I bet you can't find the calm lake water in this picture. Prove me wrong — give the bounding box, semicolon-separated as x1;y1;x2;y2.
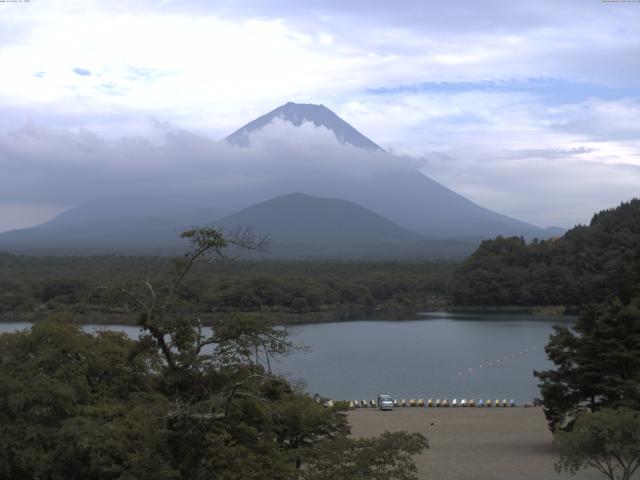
0;312;571;403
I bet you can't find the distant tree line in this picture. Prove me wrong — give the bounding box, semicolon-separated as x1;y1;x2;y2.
450;199;640;307
0;254;454;322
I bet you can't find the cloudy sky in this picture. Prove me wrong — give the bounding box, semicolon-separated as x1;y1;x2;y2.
1;0;639;232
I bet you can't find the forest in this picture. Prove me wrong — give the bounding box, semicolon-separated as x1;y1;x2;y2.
449;199;640;308
2;199;639;324
0;253;455;324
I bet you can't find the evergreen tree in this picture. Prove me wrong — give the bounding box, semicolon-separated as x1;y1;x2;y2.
535;297;640;431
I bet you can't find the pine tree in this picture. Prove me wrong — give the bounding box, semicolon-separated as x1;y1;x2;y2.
535;297;640;431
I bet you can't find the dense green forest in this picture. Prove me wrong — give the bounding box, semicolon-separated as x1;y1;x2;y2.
0;253;455;323
450;199;640;307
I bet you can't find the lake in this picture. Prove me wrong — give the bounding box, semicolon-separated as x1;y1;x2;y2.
0;312;571;404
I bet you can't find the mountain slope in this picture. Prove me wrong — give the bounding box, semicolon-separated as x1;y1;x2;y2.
226;102;383;151
225;102;558;238
300;169;555;238
216;192;419;247
216;193;478;259
0;197;226;254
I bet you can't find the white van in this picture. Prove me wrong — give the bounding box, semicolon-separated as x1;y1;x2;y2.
377;394;394;411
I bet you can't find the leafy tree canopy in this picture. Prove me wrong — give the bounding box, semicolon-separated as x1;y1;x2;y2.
555;408;640;480
302;431;429;480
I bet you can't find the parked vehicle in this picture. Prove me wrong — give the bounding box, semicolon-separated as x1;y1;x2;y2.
377;394;394;411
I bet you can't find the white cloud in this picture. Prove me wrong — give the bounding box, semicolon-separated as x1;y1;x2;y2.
2;0;639;131
0;118;418;231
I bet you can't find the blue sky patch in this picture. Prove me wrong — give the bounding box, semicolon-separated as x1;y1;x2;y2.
73;68;92;77
366;79;640;106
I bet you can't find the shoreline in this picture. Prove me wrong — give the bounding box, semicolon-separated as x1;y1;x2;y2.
0;307;426;327
0;304;576;327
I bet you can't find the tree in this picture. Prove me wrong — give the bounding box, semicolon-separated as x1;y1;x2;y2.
270;394;349;471
302;431;429;480
117;227;270;373
555;408;640;480
0;319;177;480
535;297;640;431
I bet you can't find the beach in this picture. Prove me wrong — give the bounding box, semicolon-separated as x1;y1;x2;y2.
348;407;619;480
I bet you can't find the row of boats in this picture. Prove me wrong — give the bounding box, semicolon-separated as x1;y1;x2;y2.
347;398;517;408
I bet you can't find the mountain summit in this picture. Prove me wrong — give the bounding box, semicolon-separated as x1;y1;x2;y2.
226;102;384;151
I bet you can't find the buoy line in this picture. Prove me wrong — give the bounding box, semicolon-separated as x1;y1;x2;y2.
456;345;537;376
317;346;542;410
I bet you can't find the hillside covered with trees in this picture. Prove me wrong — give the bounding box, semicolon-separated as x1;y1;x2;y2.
450;199;640;307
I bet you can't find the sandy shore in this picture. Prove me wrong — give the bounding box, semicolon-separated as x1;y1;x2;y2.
348;407;624;480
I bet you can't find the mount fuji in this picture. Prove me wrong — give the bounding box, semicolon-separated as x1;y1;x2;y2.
0;102;563;257
226;102;383;152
